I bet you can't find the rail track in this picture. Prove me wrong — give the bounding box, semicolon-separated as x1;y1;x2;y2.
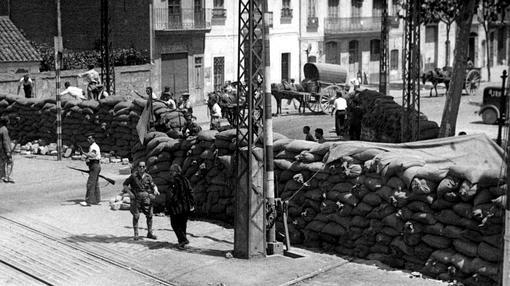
0;215;176;286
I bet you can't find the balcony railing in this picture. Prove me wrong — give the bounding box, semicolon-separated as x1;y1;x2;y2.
154;8;211;31
325;16;398;34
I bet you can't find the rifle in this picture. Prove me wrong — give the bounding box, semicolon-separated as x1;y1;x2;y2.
8;135;24;157
67;166;116;185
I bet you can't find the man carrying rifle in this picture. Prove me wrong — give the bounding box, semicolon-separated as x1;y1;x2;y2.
80;133;101;206
0;116;14;183
123;161;160;240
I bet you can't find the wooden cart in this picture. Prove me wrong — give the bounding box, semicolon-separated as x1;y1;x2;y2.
302;63;349;114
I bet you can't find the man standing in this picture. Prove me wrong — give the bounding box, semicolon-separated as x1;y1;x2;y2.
331;93;347;136
60;82;86;101
123;161;160;240
0;116;14;183
160;87;176;109
79;65;101;100
166;164;194;249
17;74;34;98
81;134;101;206
178;93;193;115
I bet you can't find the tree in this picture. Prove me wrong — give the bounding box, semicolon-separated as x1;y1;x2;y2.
477;0;510;81
420;0;462;67
438;0;478;137
478;0;498;81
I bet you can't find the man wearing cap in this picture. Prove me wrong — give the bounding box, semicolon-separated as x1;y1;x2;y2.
81;133;101;206
123;161;160;240
178;93;193;115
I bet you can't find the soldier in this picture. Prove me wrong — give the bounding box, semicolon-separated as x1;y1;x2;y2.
123;161;160;240
166;164;194;249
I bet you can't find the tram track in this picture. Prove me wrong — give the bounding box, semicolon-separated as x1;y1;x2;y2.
0;215;176;286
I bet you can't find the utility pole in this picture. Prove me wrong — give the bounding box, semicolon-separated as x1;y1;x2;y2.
234;0;266;259
55;0;63;161
262;0;281;256
379;0;389;95
401;0;421;142
100;0;115;95
497;70;507;146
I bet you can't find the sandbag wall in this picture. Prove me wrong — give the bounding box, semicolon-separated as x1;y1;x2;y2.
273;139;504;286
0;94;186;159
354;89;440;142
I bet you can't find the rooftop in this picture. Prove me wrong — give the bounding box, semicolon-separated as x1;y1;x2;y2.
0;16;41;63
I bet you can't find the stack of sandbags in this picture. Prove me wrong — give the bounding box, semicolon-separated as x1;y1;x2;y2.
356;89;439;143
0;94;190;160
273;141;504;286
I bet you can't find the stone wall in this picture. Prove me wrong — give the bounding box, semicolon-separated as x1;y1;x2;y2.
0;64;155;99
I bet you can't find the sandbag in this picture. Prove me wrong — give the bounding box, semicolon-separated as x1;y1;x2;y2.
285;140;319;153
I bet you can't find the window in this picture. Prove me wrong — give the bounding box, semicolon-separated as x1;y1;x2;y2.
308;0;316;17
194;0;202;12
328;0;339;17
213;0;224;8
212;0;226;25
213;57;225;91
307;0;318;31
351;0;362;18
194;57;203;89
373;0;383;17
168;0;181;15
281;0;292;22
370;39;380;61
349;40;359;64
390;49;398;70
425;25;437;43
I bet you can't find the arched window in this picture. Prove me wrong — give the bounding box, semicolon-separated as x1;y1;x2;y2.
349;40;359;64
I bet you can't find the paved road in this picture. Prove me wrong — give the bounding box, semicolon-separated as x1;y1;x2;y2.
273;82;499;141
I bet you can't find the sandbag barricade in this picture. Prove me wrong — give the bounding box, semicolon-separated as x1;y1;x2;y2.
354;90;439;143
274;134;505;286
0;94;187;159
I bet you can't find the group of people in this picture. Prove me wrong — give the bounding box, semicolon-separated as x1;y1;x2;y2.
80;133;194;249
303;126;325;143
17;65;107;101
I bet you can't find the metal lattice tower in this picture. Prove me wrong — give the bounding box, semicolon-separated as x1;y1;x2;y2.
379;0;389;95
401;0;420;142
100;0;115;95
234;0;266;258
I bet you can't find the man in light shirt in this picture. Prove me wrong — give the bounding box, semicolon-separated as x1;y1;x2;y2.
17;74;34;98
80;133;101;206
331;93;347;136
209;97;222;130
79;64;101;100
60;82;86;101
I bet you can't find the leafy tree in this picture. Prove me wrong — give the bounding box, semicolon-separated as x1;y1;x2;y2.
420;0;462;67
438;0;478;137
477;0;510;81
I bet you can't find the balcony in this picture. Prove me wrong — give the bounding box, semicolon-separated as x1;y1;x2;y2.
324;16;399;35
154;8;211;32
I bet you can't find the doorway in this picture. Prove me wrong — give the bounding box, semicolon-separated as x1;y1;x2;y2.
162;53;188;95
281;53;290;82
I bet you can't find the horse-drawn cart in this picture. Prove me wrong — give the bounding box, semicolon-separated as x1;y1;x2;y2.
271;63;349;114
422;66;482;96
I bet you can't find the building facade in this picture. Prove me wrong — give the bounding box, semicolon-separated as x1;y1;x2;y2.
151;0;211;103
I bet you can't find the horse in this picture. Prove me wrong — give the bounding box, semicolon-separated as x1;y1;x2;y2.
421;68;451;97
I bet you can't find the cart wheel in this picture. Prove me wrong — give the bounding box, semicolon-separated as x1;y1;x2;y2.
481;108;498;125
306;93;325;113
465;69;481;95
322;85;342;114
